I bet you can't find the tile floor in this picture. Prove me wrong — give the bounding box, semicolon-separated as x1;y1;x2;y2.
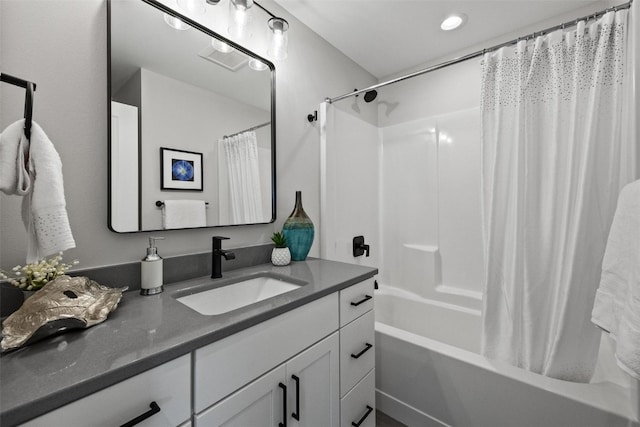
376;410;407;427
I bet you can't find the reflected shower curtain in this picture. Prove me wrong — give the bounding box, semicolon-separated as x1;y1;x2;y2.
481;10;635;382
221;131;263;224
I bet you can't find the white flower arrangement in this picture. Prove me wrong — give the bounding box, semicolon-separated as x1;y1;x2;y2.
0;252;79;291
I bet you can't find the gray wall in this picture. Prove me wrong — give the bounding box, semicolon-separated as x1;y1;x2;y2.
0;0;377;272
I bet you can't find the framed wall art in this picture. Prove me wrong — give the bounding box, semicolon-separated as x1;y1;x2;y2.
160;147;203;191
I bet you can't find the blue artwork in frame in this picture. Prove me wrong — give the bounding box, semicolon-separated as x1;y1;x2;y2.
160;147;203;191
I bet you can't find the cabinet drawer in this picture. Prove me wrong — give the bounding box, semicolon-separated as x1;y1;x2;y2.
22;355;191;427
194;293;339;412
340;369;375;427
340;309;375;397
340;278;374;327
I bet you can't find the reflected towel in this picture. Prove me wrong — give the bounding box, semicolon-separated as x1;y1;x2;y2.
592;179;640;379
162;200;207;229
0;119;75;262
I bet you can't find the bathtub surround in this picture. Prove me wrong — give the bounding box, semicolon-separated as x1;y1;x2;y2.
480;9;636;382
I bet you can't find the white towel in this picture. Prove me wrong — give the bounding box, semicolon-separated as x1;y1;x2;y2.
162;200;207;229
592;179;640;379
0;119;76;262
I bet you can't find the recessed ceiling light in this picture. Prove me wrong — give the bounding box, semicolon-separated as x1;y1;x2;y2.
441;14;467;31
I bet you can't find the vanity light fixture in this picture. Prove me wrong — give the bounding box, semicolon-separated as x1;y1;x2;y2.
440;13;467;31
268;17;289;60
208;0;290;61
228;0;254;39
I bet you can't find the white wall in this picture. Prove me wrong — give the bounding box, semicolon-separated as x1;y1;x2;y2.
0;0;376;269
320;104;379;271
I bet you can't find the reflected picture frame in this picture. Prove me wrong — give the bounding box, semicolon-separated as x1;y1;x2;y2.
160;147;203;191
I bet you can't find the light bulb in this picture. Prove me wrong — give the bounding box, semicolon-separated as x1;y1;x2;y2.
248;59;268;71
177;0;205;15
164;13;190;30
211;38;235;53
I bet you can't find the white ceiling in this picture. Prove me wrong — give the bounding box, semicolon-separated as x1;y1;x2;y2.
274;0;604;79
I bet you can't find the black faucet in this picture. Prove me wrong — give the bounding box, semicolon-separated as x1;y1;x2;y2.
212;236;236;279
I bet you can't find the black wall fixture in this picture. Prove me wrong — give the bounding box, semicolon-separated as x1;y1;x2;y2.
307;110;317;122
353;236;370;257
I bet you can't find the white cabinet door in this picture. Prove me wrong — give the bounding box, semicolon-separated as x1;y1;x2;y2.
196;364;287;427
286;332;340;427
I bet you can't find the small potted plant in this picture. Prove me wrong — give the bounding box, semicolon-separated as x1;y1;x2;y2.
271;232;291;266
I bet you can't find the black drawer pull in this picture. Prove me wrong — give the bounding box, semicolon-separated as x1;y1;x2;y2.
278;382;287;427
351;405;374;427
292;374;300;421
351;343;373;359
350;295;372;307
120;401;161;427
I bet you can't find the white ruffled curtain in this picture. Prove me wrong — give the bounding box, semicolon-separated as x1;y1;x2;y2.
481;10;636;382
221;131;264;224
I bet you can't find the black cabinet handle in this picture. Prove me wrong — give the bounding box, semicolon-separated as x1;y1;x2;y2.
120;401;161;427
350;295;372;307
351;342;373;359
351;405;374;427
291;374;300;421
278;382;287;427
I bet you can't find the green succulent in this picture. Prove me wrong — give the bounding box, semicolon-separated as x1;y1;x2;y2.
271;232;287;248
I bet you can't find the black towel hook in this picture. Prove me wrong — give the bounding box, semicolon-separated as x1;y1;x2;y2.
24;82;34;140
0;72;37;139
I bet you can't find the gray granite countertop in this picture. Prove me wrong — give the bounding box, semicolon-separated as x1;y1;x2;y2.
0;258;377;426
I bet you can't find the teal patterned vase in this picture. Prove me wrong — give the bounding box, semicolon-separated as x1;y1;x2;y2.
282;191;314;261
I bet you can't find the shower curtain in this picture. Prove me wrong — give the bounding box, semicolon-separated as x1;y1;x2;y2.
480;10;635;382
221;131;264;224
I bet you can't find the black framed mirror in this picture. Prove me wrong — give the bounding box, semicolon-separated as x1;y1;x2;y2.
108;0;275;232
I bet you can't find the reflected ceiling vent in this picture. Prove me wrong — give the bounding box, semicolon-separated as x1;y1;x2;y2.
198;45;248;71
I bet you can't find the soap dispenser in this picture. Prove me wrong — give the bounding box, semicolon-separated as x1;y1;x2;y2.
141;236;165;295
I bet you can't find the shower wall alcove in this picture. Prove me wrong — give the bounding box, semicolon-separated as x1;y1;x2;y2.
320;58;484;310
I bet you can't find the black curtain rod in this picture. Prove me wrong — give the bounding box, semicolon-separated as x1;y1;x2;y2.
223;121;271;139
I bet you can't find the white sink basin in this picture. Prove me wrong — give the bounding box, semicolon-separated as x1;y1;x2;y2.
176;276;302;315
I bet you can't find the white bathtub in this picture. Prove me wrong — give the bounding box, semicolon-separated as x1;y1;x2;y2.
375;286;640;427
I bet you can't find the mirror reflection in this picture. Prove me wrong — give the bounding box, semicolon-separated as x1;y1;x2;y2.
109;0;275;232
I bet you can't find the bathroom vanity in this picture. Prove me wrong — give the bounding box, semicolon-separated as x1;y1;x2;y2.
0;259;376;427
